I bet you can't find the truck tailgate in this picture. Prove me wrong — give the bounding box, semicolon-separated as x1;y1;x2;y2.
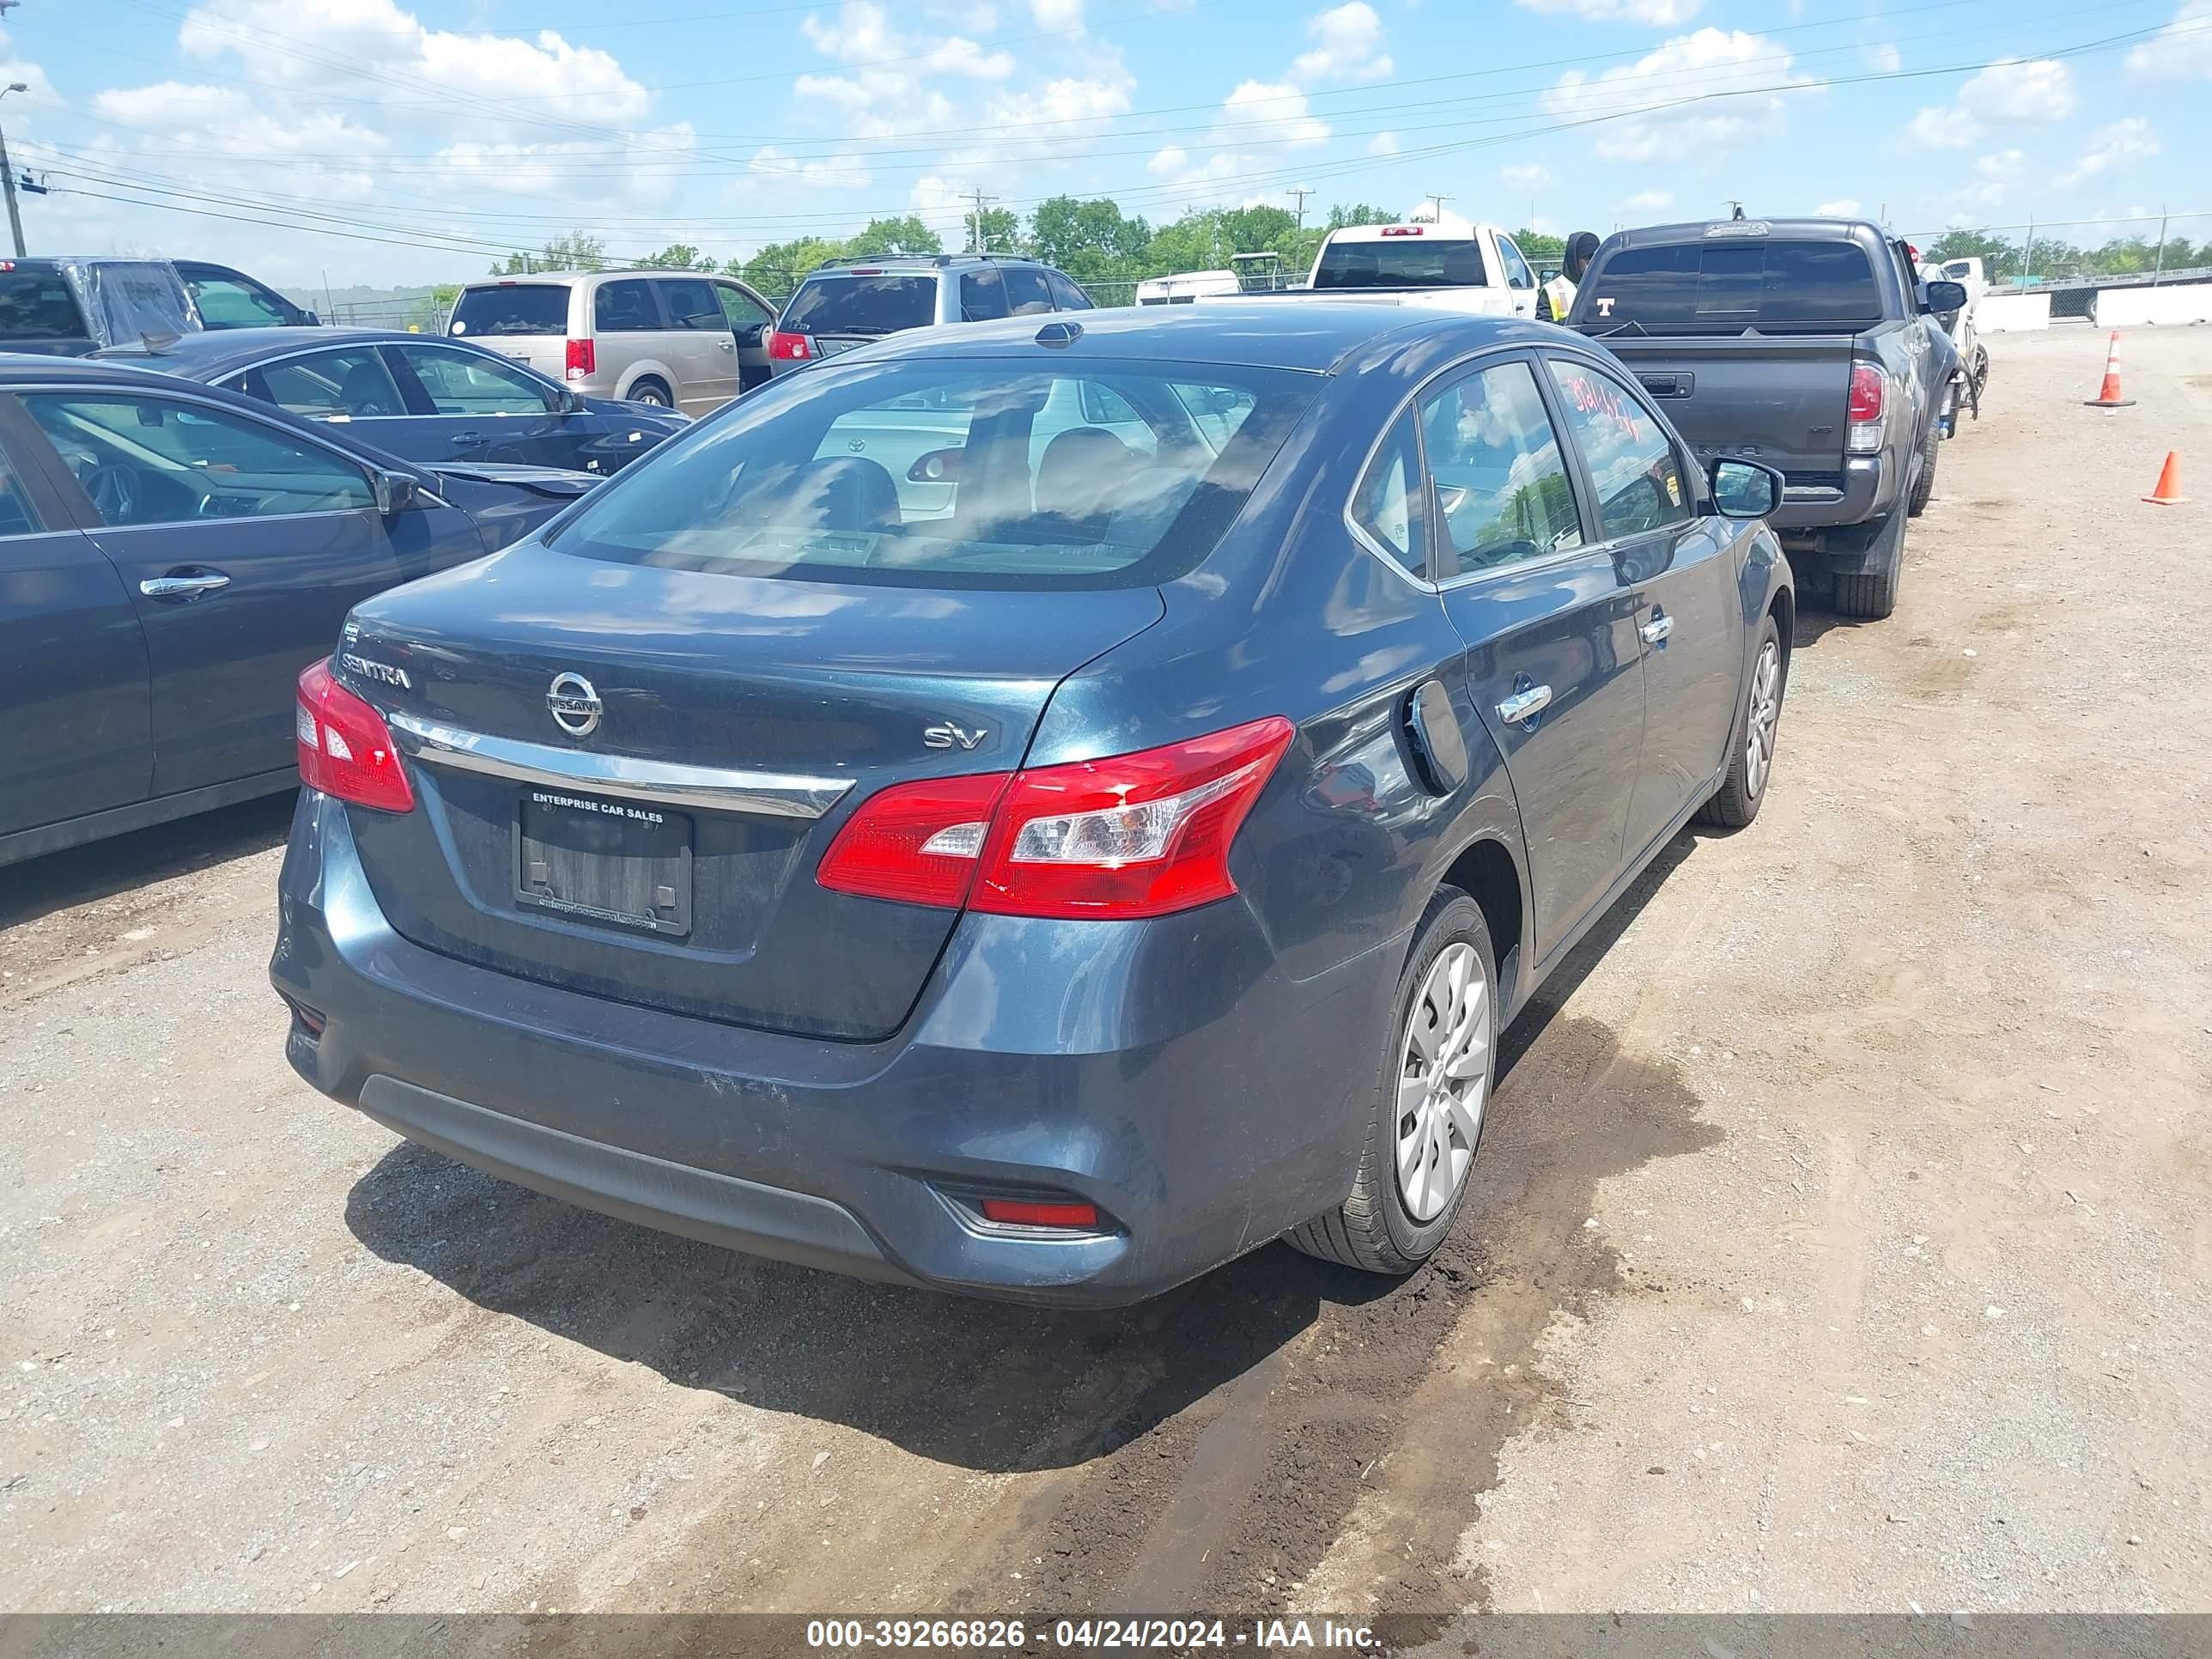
1595;333;1855;489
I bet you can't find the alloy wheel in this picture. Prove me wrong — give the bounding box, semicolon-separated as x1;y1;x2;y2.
1395;942;1490;1223
1745;638;1782;799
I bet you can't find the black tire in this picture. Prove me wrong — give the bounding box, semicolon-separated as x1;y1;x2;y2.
1697;615;1786;830
627;378;673;408
1285;889;1498;1276
1907;418;1939;516
1832;509;1905;621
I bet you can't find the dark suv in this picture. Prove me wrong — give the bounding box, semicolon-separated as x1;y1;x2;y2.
767;253;1095;376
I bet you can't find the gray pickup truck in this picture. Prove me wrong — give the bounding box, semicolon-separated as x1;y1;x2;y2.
1566;219;1963;619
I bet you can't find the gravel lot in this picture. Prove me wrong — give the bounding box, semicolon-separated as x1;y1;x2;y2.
3;322;2209;1619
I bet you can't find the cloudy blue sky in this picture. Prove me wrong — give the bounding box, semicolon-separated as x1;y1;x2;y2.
3;0;2206;287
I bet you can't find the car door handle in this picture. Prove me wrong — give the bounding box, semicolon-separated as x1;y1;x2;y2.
1496;683;1553;725
1640;611;1674;646
140;570;230;601
717;338;735;350
450;430;489;449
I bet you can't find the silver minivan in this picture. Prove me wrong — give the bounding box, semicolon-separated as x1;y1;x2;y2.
446;270;777;416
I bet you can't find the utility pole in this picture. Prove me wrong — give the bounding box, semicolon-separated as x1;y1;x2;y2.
1421;192;1454;224
2024;213;2035;287
0;3;25;262
966;188;999;253
2153;205;2168;286
1285;185;1311;228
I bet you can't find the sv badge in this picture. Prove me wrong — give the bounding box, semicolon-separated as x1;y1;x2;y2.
923;721;988;751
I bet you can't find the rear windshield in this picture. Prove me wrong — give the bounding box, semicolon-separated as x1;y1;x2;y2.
449;284;569;337
0;270;85;339
780;275;936;335
1578;239;1884;331
549;358;1319;591
1313;237;1486;289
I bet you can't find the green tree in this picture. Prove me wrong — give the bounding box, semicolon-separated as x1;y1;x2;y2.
418;282;462;331
733;236;848;298
635;243;717;270
1322;204;1394;230
846;215;942;258
489;230;607;275
1514;228;1565;264
1029;195;1150;283
973;206;1023;252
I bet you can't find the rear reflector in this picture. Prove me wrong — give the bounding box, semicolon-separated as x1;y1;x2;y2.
296;659;414;813
768;330;812;362
815;716;1295;920
980;1198;1101;1229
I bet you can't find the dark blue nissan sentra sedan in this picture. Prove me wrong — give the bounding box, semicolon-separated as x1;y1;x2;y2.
270;303;1792;1305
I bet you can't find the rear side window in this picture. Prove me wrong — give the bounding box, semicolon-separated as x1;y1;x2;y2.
450;283;569;337
1047;270;1093;311
1497;237;1536;291
960;267;1007;321
263;346;408;419
1349;411;1429;578
715;284;771;328
594;279;662;333
1581;239;1882;330
550;359;1321;591
1314;237;1486;289
1419;362;1582;574
781;276;937;335
0;271;85;339
0;452;42;536
1002;266;1054;316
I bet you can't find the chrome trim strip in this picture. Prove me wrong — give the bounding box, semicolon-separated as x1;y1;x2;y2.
387;714;852;819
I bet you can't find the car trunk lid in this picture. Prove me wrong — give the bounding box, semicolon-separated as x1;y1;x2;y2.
332;544;1164;1041
1593;332;1856;488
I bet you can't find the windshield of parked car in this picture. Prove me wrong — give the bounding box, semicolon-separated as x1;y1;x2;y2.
549;358;1318;590
449;284;569;337
0;270;85;339
1579;239;1883;331
1312;237;1486;289
780;275;936;335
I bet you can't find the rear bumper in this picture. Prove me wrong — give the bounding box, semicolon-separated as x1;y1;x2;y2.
270;793;1394;1306
1771;454;1888;537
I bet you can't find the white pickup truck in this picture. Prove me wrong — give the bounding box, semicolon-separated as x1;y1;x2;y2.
1200;210;1543;317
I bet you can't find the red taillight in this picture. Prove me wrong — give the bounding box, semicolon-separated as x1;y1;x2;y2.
980;1198;1100;1229
1847;362;1884;423
814;771;1010;908
815;716;1295;921
564;337;595;380
768;330;812;362
295;659;414;813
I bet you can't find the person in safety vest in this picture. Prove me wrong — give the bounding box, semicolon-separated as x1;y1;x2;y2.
1539;231;1601;323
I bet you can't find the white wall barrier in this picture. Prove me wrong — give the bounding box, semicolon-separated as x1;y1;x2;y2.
2093;285;2212;327
1978;292;2051;333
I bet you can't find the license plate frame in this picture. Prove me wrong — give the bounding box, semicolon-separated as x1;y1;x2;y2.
513;788;693;938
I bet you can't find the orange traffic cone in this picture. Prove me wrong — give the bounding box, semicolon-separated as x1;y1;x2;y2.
2142;451;2188;505
2087;331;2135;408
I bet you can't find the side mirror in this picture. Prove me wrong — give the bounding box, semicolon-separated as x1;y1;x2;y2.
906;447;963;483
371;468;418;516
1923;279;1967;315
558;387;585;414
1708;457;1782;520
738;323;767;347
304;310;320;326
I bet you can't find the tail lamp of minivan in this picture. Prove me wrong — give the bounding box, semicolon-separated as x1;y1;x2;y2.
768;330;813;363
1846;363;1887;455
565;337;596;381
296;659;415;813
816;716;1296;920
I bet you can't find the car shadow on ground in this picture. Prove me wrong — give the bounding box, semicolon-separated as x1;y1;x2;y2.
345;828;1717;1478
0;791;296;935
